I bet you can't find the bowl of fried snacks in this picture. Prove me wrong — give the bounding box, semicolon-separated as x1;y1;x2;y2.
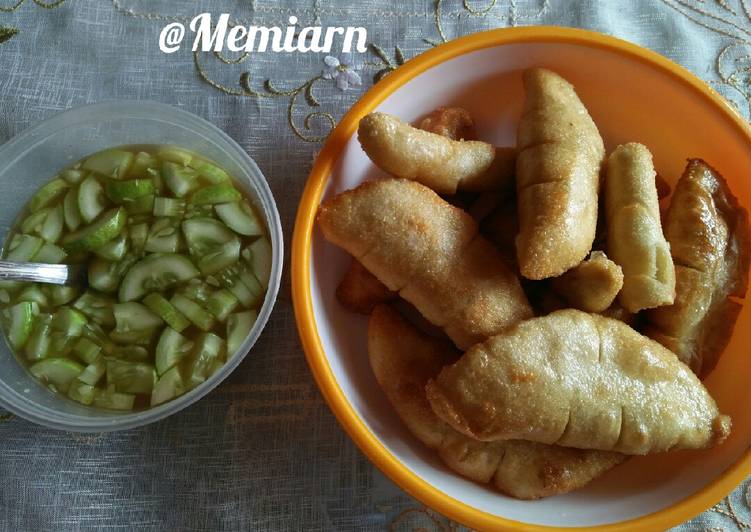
292;26;751;530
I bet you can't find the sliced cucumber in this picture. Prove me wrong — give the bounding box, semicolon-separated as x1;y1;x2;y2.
29;358;83;393
48;285;78;307
143;293;189;332
67;380;96;405
51;307;87;337
4;301;35;350
193;160;230;184
28;179;68;213
206;289;239;322
88;257;120;293
237;268;264;308
153;197;185;218
216;201;264;237
128;151;156;177
83;149;134;178
17;285;49;307
105;178;155;203
197;240;241;275
61;169;85;185
127;222;148;254
158;146;194;166
39;204;64;243
112;344;153;362
6;234;44;261
163;161;199;198
113;302;163;332
93;233;127;261
188;332;224;386
182;217;237;256
63;187;82;231
77;360;105;386
49;331;75;358
180;279;212;304
124;194;155;216
73;291;115;327
155;327;189;375
109;328;157;346
77;175;108;223
118;253;199;302
170;294;215;331
106;359;155;394
189;184;241;205
111;345;150;362
227;310;257;357
145;219;181;253
25;314;53;360
92;389;135;410
21;208;51;234
146;167;164;194
33;243;67;264
151;366;185;406
72;337;102;365
62;207;126;252
245;237;272;289
185;204;214;219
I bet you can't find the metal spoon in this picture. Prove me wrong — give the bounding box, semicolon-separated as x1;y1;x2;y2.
0;260;87;286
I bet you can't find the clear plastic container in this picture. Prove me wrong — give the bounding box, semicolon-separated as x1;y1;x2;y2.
0;101;283;431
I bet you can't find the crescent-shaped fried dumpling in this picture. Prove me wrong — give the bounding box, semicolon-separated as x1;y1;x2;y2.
515;68;605;280
645;159;750;377
550;251;623;313
318;179;532;349
605;143;676;312
368;305;624;499
426;309;731;455
358;112;515;195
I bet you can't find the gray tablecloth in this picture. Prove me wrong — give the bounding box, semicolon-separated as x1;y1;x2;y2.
1;1;750;530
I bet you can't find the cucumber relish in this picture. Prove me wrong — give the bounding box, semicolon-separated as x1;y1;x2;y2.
0;146;271;410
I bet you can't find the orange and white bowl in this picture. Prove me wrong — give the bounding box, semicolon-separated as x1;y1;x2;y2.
292;27;751;531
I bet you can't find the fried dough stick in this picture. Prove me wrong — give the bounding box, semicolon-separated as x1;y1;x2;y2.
368;305;624;500
605;143;676;312
550;251;623;313
358;112;515;195
318;179;533;349
516;68;605;280
426;309;731;455
645;159;750;377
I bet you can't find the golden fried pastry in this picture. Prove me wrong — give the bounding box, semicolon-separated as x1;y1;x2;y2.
605;143;676;312
318;179;533;349
426;309;731;455
598;302;639;328
336;259;396;314
551;251;623;312
368;305;624;499
418;106;476;140
515;68;605;280
645;159;750;377
358;112;515;195
480;196;519;266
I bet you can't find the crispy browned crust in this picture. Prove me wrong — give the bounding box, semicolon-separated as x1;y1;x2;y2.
318;178;532;349
515;68;605;280
426;309;731;455
645;159;750;377
358;112;515;195
418;106;477;141
551;251;623;313
368;305;624;500
336;259;396;314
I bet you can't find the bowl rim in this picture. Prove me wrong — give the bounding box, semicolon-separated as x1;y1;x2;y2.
0;100;284;432
291;26;751;531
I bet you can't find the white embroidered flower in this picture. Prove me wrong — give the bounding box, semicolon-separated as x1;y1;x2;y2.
322;53;363;91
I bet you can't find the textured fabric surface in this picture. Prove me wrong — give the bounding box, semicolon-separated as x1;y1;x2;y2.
1;1;750;530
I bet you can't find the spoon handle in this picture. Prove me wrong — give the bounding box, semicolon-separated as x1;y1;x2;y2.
0;260;72;285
